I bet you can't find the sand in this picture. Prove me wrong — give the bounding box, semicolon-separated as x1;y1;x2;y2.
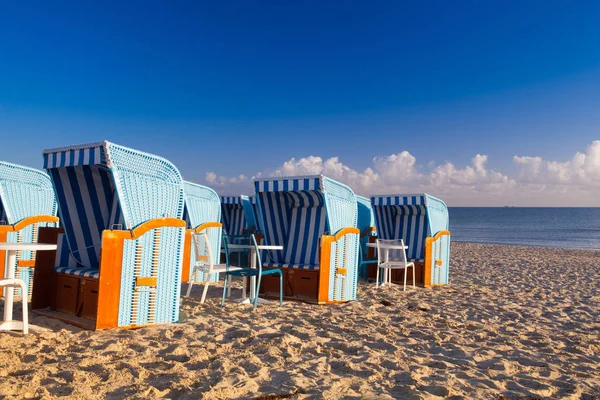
1;242;599;399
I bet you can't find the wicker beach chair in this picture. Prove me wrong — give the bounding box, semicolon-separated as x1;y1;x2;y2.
254;175;360;304
370;194;450;287
0;162;59;297
181;181;222;286
31;141;186;329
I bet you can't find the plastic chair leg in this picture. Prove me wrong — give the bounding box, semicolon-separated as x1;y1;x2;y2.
221;275;228;307
412;266;415;289
279;271;283;306
403;268;407;291
375;267;380;288
185;269;195;297
21;283;28;335
254;275;262;309
200;281;210;304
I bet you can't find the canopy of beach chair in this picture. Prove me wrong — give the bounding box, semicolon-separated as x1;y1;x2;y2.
0;162;59;292
220;195;261;234
371;194;450;286
43;141;186;327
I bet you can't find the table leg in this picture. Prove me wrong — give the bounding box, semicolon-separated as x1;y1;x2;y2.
4;250;15;322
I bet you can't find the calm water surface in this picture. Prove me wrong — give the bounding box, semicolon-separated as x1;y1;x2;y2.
449;208;600;250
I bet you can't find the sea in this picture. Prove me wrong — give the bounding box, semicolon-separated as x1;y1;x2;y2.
449;207;600;250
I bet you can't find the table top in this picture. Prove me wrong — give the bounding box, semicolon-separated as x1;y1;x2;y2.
0;243;58;251
227;244;283;251
367;242;408;250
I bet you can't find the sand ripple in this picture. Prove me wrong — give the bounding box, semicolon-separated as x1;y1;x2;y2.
1;243;599;399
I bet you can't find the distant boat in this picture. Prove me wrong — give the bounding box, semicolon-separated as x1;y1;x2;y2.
504;205;517;208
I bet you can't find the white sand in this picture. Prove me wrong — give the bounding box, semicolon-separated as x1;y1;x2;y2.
1;242;599;399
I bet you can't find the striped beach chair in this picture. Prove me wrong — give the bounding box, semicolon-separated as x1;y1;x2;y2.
181;181;222;285
371;194;450;287
220;195;262;235
0;162;59;297
31;141;186;329
254;175;360;304
356;195;377;279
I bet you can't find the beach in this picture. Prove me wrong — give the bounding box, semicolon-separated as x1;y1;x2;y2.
1;242;599;399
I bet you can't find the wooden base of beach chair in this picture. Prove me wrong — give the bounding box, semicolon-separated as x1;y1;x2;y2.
32;228;100;328
33;219;186;330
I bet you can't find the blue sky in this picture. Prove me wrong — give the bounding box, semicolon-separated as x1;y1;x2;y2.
1;1;599;204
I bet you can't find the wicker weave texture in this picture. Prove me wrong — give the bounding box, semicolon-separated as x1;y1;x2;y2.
328;232;359;301
183;181;221;282
0;162;58;296
0;162;57;224
107;143;184;228
118;226;184;327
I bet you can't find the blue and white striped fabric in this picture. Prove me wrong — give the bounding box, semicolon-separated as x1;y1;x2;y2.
255;176;329;270
48;165;124;269
220;196;246;235
43;143;105;169
53;233;98;277
54;267;100;279
251;201;262;231
371;195;429;262
254;176;322;193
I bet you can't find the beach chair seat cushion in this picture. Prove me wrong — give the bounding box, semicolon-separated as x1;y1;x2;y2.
264;262;319;270
54;266;100;279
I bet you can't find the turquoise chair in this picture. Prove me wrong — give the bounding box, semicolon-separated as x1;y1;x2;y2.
221;234;282;309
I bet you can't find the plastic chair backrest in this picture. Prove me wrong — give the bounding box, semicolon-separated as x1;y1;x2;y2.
376;239;407;264
192;231;216;274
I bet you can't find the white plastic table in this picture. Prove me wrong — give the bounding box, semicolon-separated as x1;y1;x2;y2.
226;244;283;304
367;242;408;287
0;243;57;332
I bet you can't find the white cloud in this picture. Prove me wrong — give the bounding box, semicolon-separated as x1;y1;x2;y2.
204;141;600;206
513;140;600;185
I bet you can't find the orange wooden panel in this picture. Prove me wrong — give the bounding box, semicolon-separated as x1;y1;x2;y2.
181;230;193;284
0;215;59;233
96;230;125;329
0;231;6;280
17;260;36;267
318;235;333;304
136;277;157;287
192;221;222;233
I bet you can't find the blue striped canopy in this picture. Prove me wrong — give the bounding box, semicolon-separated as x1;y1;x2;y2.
371;194;449;262
43;141;185;270
0;162;57;225
254;175;357;270
220;195;260;235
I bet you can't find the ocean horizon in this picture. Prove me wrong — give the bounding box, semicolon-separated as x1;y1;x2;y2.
448;207;600;250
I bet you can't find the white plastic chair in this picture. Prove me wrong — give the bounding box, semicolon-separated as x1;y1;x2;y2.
185;231;241;303
0;278;29;334
376;239;415;291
